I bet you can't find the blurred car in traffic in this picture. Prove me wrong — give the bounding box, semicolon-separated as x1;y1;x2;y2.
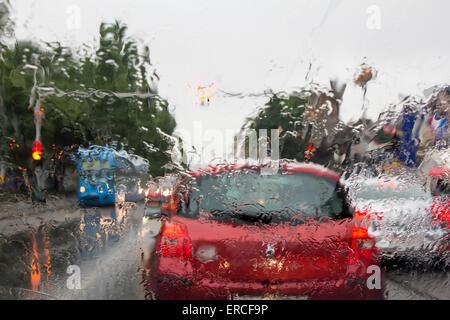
419;149;449;226
142;162;383;300
122;182;145;203
143;175;178;218
144;180;161;214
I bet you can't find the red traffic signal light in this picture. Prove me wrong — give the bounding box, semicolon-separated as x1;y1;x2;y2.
32;141;43;152
32;141;43;160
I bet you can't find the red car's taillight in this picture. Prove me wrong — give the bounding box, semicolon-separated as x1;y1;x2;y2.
157;221;192;259
351;208;380;258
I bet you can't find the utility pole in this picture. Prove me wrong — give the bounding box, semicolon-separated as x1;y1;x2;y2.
29;56;45;200
31;56;44;145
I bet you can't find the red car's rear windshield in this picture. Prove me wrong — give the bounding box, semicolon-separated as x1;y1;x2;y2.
180;169;352;224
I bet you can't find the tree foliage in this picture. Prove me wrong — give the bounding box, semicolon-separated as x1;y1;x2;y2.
0;20;177;178
243;92;314;161
243;84;345;165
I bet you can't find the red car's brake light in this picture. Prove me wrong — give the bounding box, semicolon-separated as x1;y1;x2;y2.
352;209;371;239
351;208;380;256
353;207;382;231
157;221;192;259
352;227;369;239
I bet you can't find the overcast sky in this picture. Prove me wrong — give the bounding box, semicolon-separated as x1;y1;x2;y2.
9;0;450;159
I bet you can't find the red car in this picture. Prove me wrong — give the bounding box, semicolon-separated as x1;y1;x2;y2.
142;162;383;300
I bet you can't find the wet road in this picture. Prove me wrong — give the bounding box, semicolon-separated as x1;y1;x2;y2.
0;201;448;300
0;201;147;300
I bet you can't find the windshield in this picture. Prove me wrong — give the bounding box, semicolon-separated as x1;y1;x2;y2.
80;159;112;171
79;160;113;184
183;169;350;224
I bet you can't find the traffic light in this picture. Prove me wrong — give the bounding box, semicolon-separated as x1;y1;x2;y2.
32;141;43;161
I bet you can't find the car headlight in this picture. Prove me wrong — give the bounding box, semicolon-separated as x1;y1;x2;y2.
80;186;86;193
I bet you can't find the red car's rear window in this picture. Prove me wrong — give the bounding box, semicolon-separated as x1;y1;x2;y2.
180;169;352;224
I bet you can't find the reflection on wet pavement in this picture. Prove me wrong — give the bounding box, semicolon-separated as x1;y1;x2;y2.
0;202;152;300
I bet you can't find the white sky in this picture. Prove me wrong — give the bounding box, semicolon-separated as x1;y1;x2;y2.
9;0;450;160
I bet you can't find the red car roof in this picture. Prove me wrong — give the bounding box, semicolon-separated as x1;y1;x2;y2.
428;165;449;178
187;161;341;182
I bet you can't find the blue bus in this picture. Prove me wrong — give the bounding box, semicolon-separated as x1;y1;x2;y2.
76;146;148;206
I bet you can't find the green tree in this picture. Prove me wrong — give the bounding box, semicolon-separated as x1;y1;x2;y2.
0;40;43;169
243;83;345;165
0;20;179;180
74;21;177;176
243;92;313;161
